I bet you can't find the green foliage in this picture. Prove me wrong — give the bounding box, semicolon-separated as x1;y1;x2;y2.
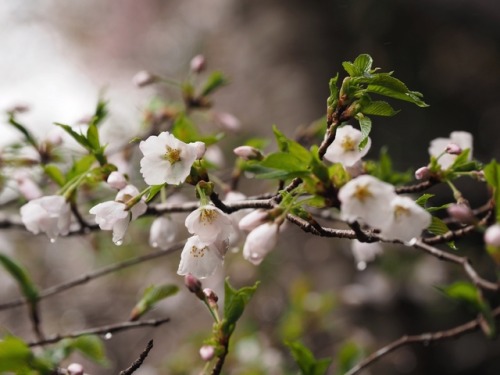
43;164;66;187
171;113;223;145
0;336;52;374
200;71;228;96
286;341;332;375
363;147;412;185
130;284;179;321
427;216;456;250
484;160;500;222
146;184;166;203
355;114;371;150
335;341;364;375
8;115;38;149
221;279;259;336
0;253;38;303
43;335;108;366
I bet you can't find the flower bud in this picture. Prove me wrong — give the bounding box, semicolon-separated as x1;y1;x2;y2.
15;172;42;201
107;171;128;190
190;55;206;73
415;166;431;180
233;146;263;161
243;222;280;265
213;112;241;132
485;224;500;247
199;345;215;361
67;363;84;375
133;70;157;88
203;288;219;303
7;103;30;114
185;274;203;294
445;143;462;155
193;141;206;159
447;203;475;224
238;209;269;232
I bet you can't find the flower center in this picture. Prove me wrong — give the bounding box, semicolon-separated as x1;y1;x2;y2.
199;208;218;225
164;146;181;165
352;184;372;202
191;245;208;258
341;135;356;152
393;205;411;220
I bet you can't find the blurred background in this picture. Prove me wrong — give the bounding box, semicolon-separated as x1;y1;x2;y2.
1;1;500;374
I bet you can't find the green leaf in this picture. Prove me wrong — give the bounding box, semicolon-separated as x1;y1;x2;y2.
260;152;309;173
91;98;109;127
353;54;373;76
146;184;165;203
286;341;332;375
0;254;38;302
62;335;108;365
65;154;96;182
130;284;179;321
355;115;371;150
8;116;38;149
361;100;398;117
336;341;364;375
222;279;259;336
43;164;66;187
86;123;101;152
55;123;91;150
327;74;339;106
428;216;449;236
439;281;480;307
363;73;428;107
0;336;33;372
484;160;500;222
415;194;434;207
200;71;228;96
272;125;312;164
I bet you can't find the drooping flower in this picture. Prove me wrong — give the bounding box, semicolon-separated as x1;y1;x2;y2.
149;216;180;249
324;125;371;167
139;132;200;186
20;195;71;241
185;205;233;244
338;175;395;228
379;196;432;241
89;185;147;245
177;235;224;279
243;222;280;265
428;131;473;170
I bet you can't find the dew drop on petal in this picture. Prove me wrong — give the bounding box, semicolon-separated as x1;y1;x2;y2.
104;332;113;340
356;261;367;271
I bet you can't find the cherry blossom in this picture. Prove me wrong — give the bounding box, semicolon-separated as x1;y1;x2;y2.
338;175;395;228
238;209;269;232
243;222;280;265
20;195;71;241
379;196;431;241
324;125;371;167
428;131;473;170
106;171;127;190
149;216;180;249
139;132;200;186
177;235;224;279
89;185;147;245
185;205;233;244
485;224;500;247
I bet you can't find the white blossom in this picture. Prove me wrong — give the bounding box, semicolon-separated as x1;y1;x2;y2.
185;205;233;244
177;235;223;279
243;222;280;265
107;171;127;190
20;195;71;241
139;132;199;186
485;224;500;247
379;196;432;241
429;131;473;170
15;172;42;200
324;125;371;167
89;185;147;245
238;209;269;232
149;216;180;249
338;175;395;228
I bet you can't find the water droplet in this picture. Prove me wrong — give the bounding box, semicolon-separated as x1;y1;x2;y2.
104;332;113;340
49;238;56;244
114;240;123;246
356;261;367;271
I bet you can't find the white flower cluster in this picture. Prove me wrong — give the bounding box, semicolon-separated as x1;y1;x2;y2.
339;175;431;242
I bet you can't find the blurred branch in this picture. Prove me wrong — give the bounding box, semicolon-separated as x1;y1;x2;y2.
345;306;500;375
0;242;184;311
28;318;169;347
120;339;154;375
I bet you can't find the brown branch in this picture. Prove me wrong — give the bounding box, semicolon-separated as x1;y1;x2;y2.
394;179;438;194
0;242;184;311
345;306;500;375
28;318;169;347
120;339;154;375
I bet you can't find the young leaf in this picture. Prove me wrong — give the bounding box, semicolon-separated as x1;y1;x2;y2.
222;279;259;336
44;164;66;187
483;160;500;222
0;253;38;302
355;114;371;150
415;193;435;207
364;73;428;107
60;335;108;365
336;341;364;375
0;336;33;372
327;74;339;107
353;54;373;76
130;284;179;321
259;152;309;173
361;100;398;117
146;184;166;203
286;340;332;375
8;116;39;149
200;71;228;96
55;123;91;151
272;125;312;164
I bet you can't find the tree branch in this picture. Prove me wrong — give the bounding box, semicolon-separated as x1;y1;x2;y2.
345;306;500;375
28;318;169;347
119;339;154;375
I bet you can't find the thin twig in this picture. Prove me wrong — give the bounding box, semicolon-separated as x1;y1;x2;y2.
0;242;184;311
28;318;169;347
120;339;154;375
394;179;438;194
345;306;500;375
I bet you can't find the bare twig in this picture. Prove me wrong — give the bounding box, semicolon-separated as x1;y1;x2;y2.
394;179;438;194
345;306;500;375
28;318;169;347
120;339;154;375
0;242;184;311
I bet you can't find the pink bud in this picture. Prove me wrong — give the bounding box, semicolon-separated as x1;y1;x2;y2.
107;171;128;190
233;146;263;161
239;209;269;232
7;103;30;114
213;112;241;132
184;274;202;294
199;345;215;361
193;141;206;159
445;143;462;155
485;224;500;247
190;55;206;73
447;204;475;224
415;166;431;180
203;288;219;303
133;70;157;88
67;363;84;375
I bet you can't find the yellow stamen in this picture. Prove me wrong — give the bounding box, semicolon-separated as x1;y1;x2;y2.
341;135;356;152
352;184;372;202
164;146;181;165
199;208;218;225
190;245;207;258
393;205;410;220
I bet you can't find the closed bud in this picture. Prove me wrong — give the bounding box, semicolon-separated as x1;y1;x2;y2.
193;141;207;159
67;363;84;375
445;143;462;155
239;209;269;232
415;166;431;180
184;274;203;297
233;146;263;161
447;203;475;224
485;224;500;247
199;345;215;361
190;55;206;73
107;171;128;190
213;112;241;132
203;288;219;305
133;70;158;88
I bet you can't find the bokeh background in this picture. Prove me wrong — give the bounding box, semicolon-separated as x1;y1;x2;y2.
1;1;500;374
